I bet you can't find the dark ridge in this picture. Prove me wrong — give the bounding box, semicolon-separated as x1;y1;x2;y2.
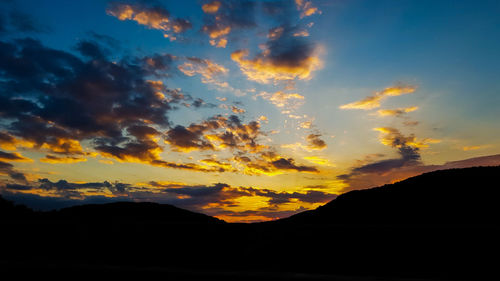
1;166;499;280
277;166;500;225
0;196;223;224
0;195;34;220
48;201;225;224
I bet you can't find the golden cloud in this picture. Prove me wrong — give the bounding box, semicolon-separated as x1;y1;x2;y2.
40;155;87;164
295;0;322;18
256;91;305;108
202;1;221;14
231;48;322;84
340;85;417;110
377;106;419;117
303;156;334;166
107;3;191;40
0;151;33;162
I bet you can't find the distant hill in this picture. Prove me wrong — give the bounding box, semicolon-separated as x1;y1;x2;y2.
1;166;499;280
49;201;225;224
279;166;500;224
0;195;34;220
0;198;223;224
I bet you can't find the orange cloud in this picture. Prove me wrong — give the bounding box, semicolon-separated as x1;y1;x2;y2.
282;134;327;152
0;151;33;162
202;1;221;14
178;57;228;83
40;155;87;164
107;3;191;40
340;85;417;110
374;127;440;149
41;138;85;155
462;145;489;151
0;132;36;151
231;48;322;84
231;105;245;114
303;156;334;166
377;106;419;117
203;25;230;48
256;91;305;108
295;0;322;18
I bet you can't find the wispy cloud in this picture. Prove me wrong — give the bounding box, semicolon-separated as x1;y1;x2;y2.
107;2;191;40
340;85;417;110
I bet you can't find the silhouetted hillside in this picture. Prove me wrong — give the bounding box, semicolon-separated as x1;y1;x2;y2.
0;195;34;220
279;166;500;225
1;166;499;280
48;201;224;224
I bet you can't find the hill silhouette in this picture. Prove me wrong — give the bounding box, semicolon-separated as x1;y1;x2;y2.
47;201;224;224
1;166;499;280
278;166;500;225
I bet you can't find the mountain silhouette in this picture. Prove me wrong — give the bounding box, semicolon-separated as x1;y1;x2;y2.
1;166;499;280
47;201;224;224
278;166;500;225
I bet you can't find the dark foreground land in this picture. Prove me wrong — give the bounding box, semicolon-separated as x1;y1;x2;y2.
1;166;499;280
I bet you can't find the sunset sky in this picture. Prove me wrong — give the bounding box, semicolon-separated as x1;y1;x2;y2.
1;0;499;222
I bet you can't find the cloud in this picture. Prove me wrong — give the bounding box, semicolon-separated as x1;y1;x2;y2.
201;0;256;48
231;105;245;114
231;25;322;84
271;157;318;172
0;161;27;183
306;134;327;150
1;178;336;222
230;150;320;176
338;154;500;192
0;37;222;173
462;145;489;151
202;1;221;14
340;85;417;110
374;127;441;149
165;125;215;152
106;2;192;40
295;0;322;18
0;8;49;34
0;132;35;151
338;127;443;190
0;150;32;162
376;106;419;117
282;133;327;152
255;91;305;109
303;156;334;166
165;115;265;154
40;155;87;164
178;57;229;85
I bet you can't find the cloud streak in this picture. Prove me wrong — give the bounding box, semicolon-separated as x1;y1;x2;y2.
340;85;417;110
107;2;191;40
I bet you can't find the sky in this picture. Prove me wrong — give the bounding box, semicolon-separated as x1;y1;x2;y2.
1;0;499;222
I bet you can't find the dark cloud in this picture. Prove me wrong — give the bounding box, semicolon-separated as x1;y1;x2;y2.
0;8;48;34
1;179;337;220
202;0;256;30
231;24;321;83
339;128;422;180
271;158;319;173
165;115;264;154
165;125;215;152
0;37;202;168
306;134;327;150
75;40;109;59
0;150;27;161
339;154;500;192
0;160;27;183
